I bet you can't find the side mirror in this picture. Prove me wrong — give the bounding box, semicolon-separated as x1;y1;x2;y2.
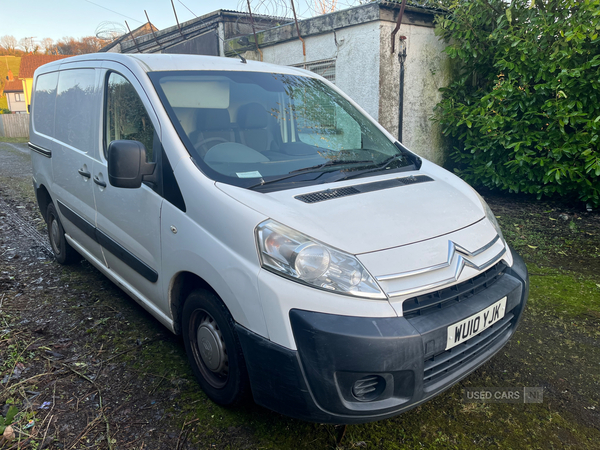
107;140;156;189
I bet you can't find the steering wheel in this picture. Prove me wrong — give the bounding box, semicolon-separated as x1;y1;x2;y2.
195;137;229;150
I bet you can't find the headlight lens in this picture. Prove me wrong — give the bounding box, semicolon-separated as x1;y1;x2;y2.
256;220;386;299
476;192;504;242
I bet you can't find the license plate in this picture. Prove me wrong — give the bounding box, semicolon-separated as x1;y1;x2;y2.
446;297;507;350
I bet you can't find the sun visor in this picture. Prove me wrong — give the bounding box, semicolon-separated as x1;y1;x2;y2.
160;79;230;109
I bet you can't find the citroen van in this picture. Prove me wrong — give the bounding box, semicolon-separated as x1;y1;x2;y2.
29;53;528;423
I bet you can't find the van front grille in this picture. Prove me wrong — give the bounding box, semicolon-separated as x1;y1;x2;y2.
423;313;514;388
403;262;507;319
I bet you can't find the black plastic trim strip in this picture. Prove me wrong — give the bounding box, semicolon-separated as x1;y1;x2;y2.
295;175;434;204
57;201;96;241
28;142;52;158
95;228;158;283
56;201;158;283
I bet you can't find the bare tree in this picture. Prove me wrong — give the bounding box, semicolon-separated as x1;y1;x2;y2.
0;35;17;54
41;37;57;55
18;37;35;53
80;36;103;53
56;36;103;55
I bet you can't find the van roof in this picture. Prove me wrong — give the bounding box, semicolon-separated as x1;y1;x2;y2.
37;53;314;78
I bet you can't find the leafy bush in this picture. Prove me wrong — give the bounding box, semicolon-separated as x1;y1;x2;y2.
434;0;600;207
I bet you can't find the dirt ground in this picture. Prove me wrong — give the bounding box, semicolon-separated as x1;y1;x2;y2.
1;141;599;449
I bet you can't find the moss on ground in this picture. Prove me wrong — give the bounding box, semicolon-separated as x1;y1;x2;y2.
0;137;28;144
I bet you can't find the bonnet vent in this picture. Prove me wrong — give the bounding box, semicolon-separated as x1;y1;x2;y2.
295;175;434;204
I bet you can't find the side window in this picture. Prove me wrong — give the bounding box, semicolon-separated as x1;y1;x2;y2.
105;72;156;162
55;69;96;152
33;72;59;137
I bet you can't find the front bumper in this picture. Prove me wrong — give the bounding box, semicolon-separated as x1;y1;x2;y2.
236;249;529;424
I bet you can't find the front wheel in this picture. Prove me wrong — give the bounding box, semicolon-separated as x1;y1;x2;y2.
46;203;78;264
182;289;250;406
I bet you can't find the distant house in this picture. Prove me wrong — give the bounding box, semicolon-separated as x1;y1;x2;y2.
4;69;26;113
19;54;72;112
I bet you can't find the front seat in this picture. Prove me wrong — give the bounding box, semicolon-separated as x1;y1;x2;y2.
237;103;274;153
191;108;236;157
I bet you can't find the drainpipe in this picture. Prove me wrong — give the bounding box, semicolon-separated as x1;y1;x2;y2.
397;36;407;143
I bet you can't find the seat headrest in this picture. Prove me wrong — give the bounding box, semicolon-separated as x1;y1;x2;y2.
195;108;231;130
173;107;196;135
238;103;269;129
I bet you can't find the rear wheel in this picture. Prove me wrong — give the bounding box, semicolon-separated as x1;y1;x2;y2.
182;289;250;405
46;203;78;264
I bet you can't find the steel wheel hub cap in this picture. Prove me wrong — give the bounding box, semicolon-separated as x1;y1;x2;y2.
196;317;226;373
50;219;61;254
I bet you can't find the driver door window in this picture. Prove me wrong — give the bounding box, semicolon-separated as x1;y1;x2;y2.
105;72;157;162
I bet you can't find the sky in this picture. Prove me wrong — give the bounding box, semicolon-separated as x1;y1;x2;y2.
1;0;330;44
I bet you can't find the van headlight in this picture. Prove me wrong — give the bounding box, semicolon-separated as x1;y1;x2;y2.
256;220;386;299
476;192;505;242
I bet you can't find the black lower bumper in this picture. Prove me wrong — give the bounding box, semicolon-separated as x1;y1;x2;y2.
236;250;529;424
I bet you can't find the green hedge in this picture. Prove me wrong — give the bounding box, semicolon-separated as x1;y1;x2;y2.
434;0;600;207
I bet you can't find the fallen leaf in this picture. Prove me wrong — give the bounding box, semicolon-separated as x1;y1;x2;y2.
3;426;14;442
527;245;538;249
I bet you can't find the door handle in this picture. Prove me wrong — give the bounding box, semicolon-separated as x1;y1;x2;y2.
93;176;107;188
78;168;91;178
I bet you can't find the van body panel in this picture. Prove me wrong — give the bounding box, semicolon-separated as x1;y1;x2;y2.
164;157;270;337
257;269;399;350
215;171;485;255
41;65;105;264
92;62;165;314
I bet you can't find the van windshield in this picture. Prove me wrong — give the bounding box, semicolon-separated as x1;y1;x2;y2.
149;70;416;191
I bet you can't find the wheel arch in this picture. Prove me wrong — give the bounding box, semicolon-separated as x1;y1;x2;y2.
35;183;53;222
169;271;221;335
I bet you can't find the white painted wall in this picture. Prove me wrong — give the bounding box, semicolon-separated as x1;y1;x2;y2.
257;21;381;121
6;92;27;113
379;22;451;165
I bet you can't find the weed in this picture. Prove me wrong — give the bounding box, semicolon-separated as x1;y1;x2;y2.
0;405;18;434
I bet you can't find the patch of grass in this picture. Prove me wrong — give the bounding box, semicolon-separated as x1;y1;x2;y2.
528;266;600;320
0;137;28;144
0;174;36;206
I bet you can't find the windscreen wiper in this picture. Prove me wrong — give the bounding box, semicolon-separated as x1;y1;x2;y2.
248;159;373;190
330;154;414;182
289;159;373;174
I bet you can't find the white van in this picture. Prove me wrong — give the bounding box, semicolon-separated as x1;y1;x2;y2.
29;53;528;423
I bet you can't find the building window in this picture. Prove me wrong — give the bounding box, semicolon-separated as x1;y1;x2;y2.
291;59;337;132
293;59;336;84
15;93;24;102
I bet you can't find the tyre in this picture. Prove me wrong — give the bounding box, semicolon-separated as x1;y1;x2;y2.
46;203;78;264
182;289;250;406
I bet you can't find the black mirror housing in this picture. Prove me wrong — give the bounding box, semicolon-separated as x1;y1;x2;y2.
107;140;156;189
